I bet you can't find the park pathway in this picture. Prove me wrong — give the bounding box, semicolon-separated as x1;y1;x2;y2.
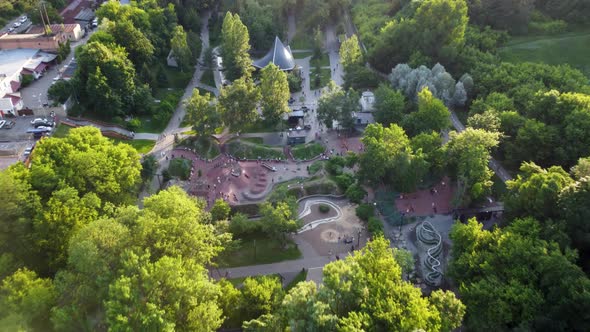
287;9;296;43
138;10;212;202
325;24;344;86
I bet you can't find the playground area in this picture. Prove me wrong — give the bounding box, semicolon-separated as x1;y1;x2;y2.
296;197;367;256
375;178;454;227
168;148;313;206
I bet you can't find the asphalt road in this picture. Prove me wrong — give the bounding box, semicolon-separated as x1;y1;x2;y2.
21;29;95;110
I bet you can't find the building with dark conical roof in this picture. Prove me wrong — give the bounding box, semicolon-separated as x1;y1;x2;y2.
253;36;296;71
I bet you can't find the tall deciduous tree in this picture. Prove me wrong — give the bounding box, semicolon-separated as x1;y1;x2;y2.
109;19;155;67
317;83;359;132
186;89;220;137
359;123;429;191
260;64;290;124
30;127;141;204
445;128;500;206
221;12;253;81
259;198;300;245
105;252;224;331
404;87;451;135
86;66;122;116
170;25;193;71
373;84;406;127
340;34;363;70
505;162;573;221
217;77;260;131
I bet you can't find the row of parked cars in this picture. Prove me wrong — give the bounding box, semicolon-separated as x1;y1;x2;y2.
31;118;54;130
7;16;27;33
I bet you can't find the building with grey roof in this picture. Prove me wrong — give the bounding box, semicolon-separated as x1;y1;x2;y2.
253;36;296;71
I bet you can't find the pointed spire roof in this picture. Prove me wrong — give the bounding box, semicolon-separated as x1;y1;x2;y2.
253;36;295;71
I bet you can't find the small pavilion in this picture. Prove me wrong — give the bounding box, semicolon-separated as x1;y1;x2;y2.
253;36;296;71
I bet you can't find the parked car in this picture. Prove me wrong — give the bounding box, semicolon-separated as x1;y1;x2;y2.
8;27;14;33
13;22;21;28
0;120;5;129
288;97;295;104
31;118;49;124
304;124;311;130
36;126;52;131
19;16;27;23
3;121;15;129
34;122;53;128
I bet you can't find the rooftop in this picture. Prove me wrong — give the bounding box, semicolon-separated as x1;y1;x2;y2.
74;8;95;22
0;49;57;82
26;24;81;34
253;36;296;71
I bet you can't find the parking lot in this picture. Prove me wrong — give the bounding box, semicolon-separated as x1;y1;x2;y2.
0;116;52;141
0;15;31;35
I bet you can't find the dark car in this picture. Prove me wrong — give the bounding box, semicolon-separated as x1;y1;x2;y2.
34;122;53;128
304;124;311;130
301;106;310;112
288;97;295;104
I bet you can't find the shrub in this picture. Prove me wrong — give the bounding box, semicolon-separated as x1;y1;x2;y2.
168;158;192;180
346;183;367;203
287;71;302;92
319;204;330;213
334;173;355;191
356;203;375;221
229;213;262;237
126;118;141;132
48;80;71;103
326;156;346;175
368;217;384;236
21;74;34;87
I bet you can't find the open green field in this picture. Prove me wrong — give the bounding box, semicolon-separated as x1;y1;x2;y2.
114;139;156;154
499;29;590;78
291;142;325;160
217;235;301;267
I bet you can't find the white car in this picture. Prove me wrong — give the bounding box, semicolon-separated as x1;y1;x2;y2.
8;27;14;33
20;16;27;23
30;118;49;124
13;22;21;28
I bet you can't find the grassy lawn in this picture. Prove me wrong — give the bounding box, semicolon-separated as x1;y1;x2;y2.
291;142;325;160
241;119;286;133
499;29;590;77
177;136;220;159
285;269;308;291
52;124;72;138
227;139;285;159
110;139;156;154
310;68;332;89
162;66;192;89
217;235;302;267
290;32;313;50
241;137;264;144
293;51;313;59
201;69;216;87
311;53;330;67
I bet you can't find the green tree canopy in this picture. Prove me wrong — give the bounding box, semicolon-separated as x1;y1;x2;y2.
449;218;590;331
373;84;406;127
404;87;451;135
221;12;253;81
217;77;261;131
359;123;429;192
444;128;500;206
340;34;363;70
30;127;141;204
186;89;220;137
260;64;290;124
170;25;193;71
